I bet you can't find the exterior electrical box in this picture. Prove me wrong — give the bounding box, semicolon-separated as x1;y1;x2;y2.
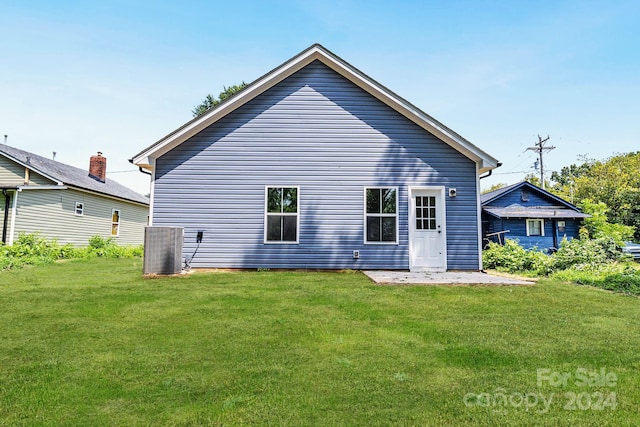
143;226;184;275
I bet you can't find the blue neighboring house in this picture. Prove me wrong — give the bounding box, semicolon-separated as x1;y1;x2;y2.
481;181;589;250
131;44;500;271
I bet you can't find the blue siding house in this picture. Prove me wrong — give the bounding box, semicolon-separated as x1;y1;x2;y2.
131;44;500;271
481;181;589;250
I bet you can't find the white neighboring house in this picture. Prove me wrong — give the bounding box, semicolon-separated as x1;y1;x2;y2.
1;143;149;246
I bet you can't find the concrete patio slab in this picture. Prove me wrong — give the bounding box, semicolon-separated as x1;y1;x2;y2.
363;270;535;286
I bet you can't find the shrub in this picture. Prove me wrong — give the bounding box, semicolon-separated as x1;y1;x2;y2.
483;236;639;295
552;236;623;271
0;233;142;271
83;235;143;258
482;239;551;274
483;236;625;276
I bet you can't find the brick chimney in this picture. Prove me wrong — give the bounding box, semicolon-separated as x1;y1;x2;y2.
89;152;107;182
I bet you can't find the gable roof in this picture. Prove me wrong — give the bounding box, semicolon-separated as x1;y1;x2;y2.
481;181;589;219
481;181;579;209
130;44;500;174
0;144;149;205
480;182;522;204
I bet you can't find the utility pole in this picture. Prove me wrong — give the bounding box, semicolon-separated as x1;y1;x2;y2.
526;135;555;189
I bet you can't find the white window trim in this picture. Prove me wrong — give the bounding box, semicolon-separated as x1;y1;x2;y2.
526;219;544;237
111;209;121;237
363;187;399;245
75;202;84;216
263;186;300;244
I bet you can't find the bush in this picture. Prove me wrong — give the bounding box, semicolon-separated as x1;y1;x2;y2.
482;239;551;274
0;233;79;270
484;236;639;295
552;236;623;271
82;235;143;258
0;233;142;271
483;237;625;275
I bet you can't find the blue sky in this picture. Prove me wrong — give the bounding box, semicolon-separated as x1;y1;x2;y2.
2;0;638;194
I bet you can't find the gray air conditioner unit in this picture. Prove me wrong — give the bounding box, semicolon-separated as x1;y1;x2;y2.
143;226;184;275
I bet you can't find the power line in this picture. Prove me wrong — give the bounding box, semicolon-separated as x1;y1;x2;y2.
108;170;138;173
525;135;555;189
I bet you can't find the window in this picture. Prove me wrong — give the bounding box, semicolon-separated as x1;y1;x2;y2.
111;209;120;236
365;188;398;243
557;221;566;233
526;219;544;236
521;190;529;202
75;202;84;216
265;187;298;243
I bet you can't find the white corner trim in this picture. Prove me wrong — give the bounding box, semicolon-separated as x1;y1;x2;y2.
476;164;484;270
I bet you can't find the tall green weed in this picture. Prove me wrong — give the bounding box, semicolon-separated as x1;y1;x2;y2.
0;233;142;271
483;237;639;295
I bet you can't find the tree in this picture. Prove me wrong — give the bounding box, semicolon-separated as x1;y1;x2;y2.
481;183;508;194
523;173;551;189
192;83;248;117
550;152;640;240
578;199;635;244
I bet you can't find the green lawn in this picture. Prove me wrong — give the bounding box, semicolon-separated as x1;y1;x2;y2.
1;258;639;426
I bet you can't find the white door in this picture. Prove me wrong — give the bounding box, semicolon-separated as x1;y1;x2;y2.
409;188;446;271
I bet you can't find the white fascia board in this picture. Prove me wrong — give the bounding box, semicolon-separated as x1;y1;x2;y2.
17;185;67;191
131;45;499;173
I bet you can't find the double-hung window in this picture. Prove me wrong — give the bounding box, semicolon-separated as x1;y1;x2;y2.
111;209;121;236
265;187;298;243
365;187;398;243
75;202;84;216
526;219;544;236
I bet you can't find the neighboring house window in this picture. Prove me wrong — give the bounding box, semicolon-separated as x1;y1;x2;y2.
265;187;298;243
557;221;566;233
75;202;84;216
521;189;529;202
365;187;398;243
111;209;121;236
526;219;544;236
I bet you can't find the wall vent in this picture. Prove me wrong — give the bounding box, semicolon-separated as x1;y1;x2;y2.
143;226;184;275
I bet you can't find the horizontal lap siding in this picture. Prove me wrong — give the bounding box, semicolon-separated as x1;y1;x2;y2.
14;189;147;246
0;157;54;186
154;61;479;270
500;218;554;250
488;187;559;208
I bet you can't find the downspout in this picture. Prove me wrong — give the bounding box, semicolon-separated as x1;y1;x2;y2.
2;189;10;245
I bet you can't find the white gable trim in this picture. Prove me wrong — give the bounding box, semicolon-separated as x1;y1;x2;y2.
131;44;499;173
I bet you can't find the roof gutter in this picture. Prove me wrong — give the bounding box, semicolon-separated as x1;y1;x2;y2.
480;162;502;179
129;158;152;175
